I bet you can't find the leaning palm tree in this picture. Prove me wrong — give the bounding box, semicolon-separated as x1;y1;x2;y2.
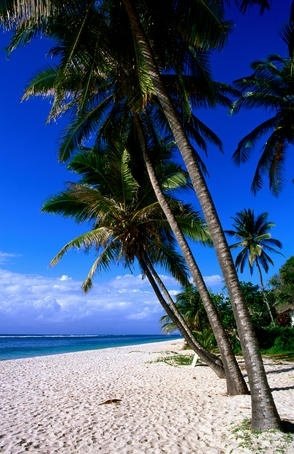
16;8;248;393
232;2;294;194
0;0;280;430
12;19;249;393
226;209;282;324
43;145;225;377
121;1;281;430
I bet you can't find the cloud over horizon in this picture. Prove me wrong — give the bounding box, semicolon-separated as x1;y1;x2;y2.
0;250;224;334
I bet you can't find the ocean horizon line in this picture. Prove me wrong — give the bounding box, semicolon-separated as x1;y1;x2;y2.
0;333;181;361
0;333;176;338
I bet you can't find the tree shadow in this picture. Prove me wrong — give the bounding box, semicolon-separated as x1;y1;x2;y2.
241;364;293;380
271;385;294;392
281;420;294;433
265;366;294;375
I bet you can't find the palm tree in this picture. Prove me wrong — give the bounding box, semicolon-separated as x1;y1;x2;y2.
121;0;281;429
0;0;280;429
134;117;248;395
232;2;294;194
226;209;282;324
43;145;225;377
8;12;249;394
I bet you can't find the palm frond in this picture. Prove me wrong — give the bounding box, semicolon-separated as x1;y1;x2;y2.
22;68;59;100
161;171;188;191
233;117;277;164
59;95;112;161
251;129;285;193
50;227;112;267
120;149;139;204
82;242;119;292
148;245;189;287
6;22;39;52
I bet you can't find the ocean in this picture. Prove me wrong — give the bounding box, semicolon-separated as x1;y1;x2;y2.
0;334;180;361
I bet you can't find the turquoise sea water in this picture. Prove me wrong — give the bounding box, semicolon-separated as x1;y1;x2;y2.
0;334;180;361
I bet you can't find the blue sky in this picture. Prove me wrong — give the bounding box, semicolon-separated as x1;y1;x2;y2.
0;2;293;334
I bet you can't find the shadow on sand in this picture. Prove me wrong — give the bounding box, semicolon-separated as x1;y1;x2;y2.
281;420;294;433
265;365;294;375
271;385;294;392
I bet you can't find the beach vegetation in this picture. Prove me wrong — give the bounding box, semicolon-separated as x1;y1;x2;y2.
270;256;294;326
153;353;194;367
232;418;294;453
163;281;294;358
161;285;217;352
117;1;282;428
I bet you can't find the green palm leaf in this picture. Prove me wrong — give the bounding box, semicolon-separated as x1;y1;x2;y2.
120;149;139;204
50;227;112;266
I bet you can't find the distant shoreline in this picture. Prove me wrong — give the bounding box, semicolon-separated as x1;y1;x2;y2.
0;334;181;361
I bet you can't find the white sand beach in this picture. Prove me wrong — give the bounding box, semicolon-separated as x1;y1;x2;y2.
0;340;293;453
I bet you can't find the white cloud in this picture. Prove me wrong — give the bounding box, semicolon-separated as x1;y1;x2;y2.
60;274;71;281
127;310;149;320
203;274;224;288
0;267;164;326
126;305;161;320
0;251;19;264
169;289;180;296
0;262;224;332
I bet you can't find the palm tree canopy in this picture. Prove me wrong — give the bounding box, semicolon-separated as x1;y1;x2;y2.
232;2;294;194
0;0;236;170
43;144;211;291
226;208;282;275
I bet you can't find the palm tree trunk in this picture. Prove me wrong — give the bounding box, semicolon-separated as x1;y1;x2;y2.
144;252;222;365
123;0;281;430
256;260;275;325
139;253;226;378
134;114;248;395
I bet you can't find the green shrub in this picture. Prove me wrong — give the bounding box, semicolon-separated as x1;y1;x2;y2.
256;326;294;354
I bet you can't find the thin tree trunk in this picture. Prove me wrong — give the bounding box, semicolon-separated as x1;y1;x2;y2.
123;0;281;430
256;260;275;325
139;254;226;378
134;114;248;395
143;253;223;366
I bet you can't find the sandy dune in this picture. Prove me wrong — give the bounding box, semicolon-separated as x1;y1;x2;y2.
0;340;293;453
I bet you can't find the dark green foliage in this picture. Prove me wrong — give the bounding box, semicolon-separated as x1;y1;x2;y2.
256;326;294;353
239;282;273;327
270;256;294;321
218;282;273;326
160;281;285;354
160;285;219;351
215;282;282;353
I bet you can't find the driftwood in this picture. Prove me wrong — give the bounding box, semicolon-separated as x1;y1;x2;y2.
98;399;122;405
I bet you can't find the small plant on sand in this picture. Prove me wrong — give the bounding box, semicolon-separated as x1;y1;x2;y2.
231;419;294;453
153;353;194;367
